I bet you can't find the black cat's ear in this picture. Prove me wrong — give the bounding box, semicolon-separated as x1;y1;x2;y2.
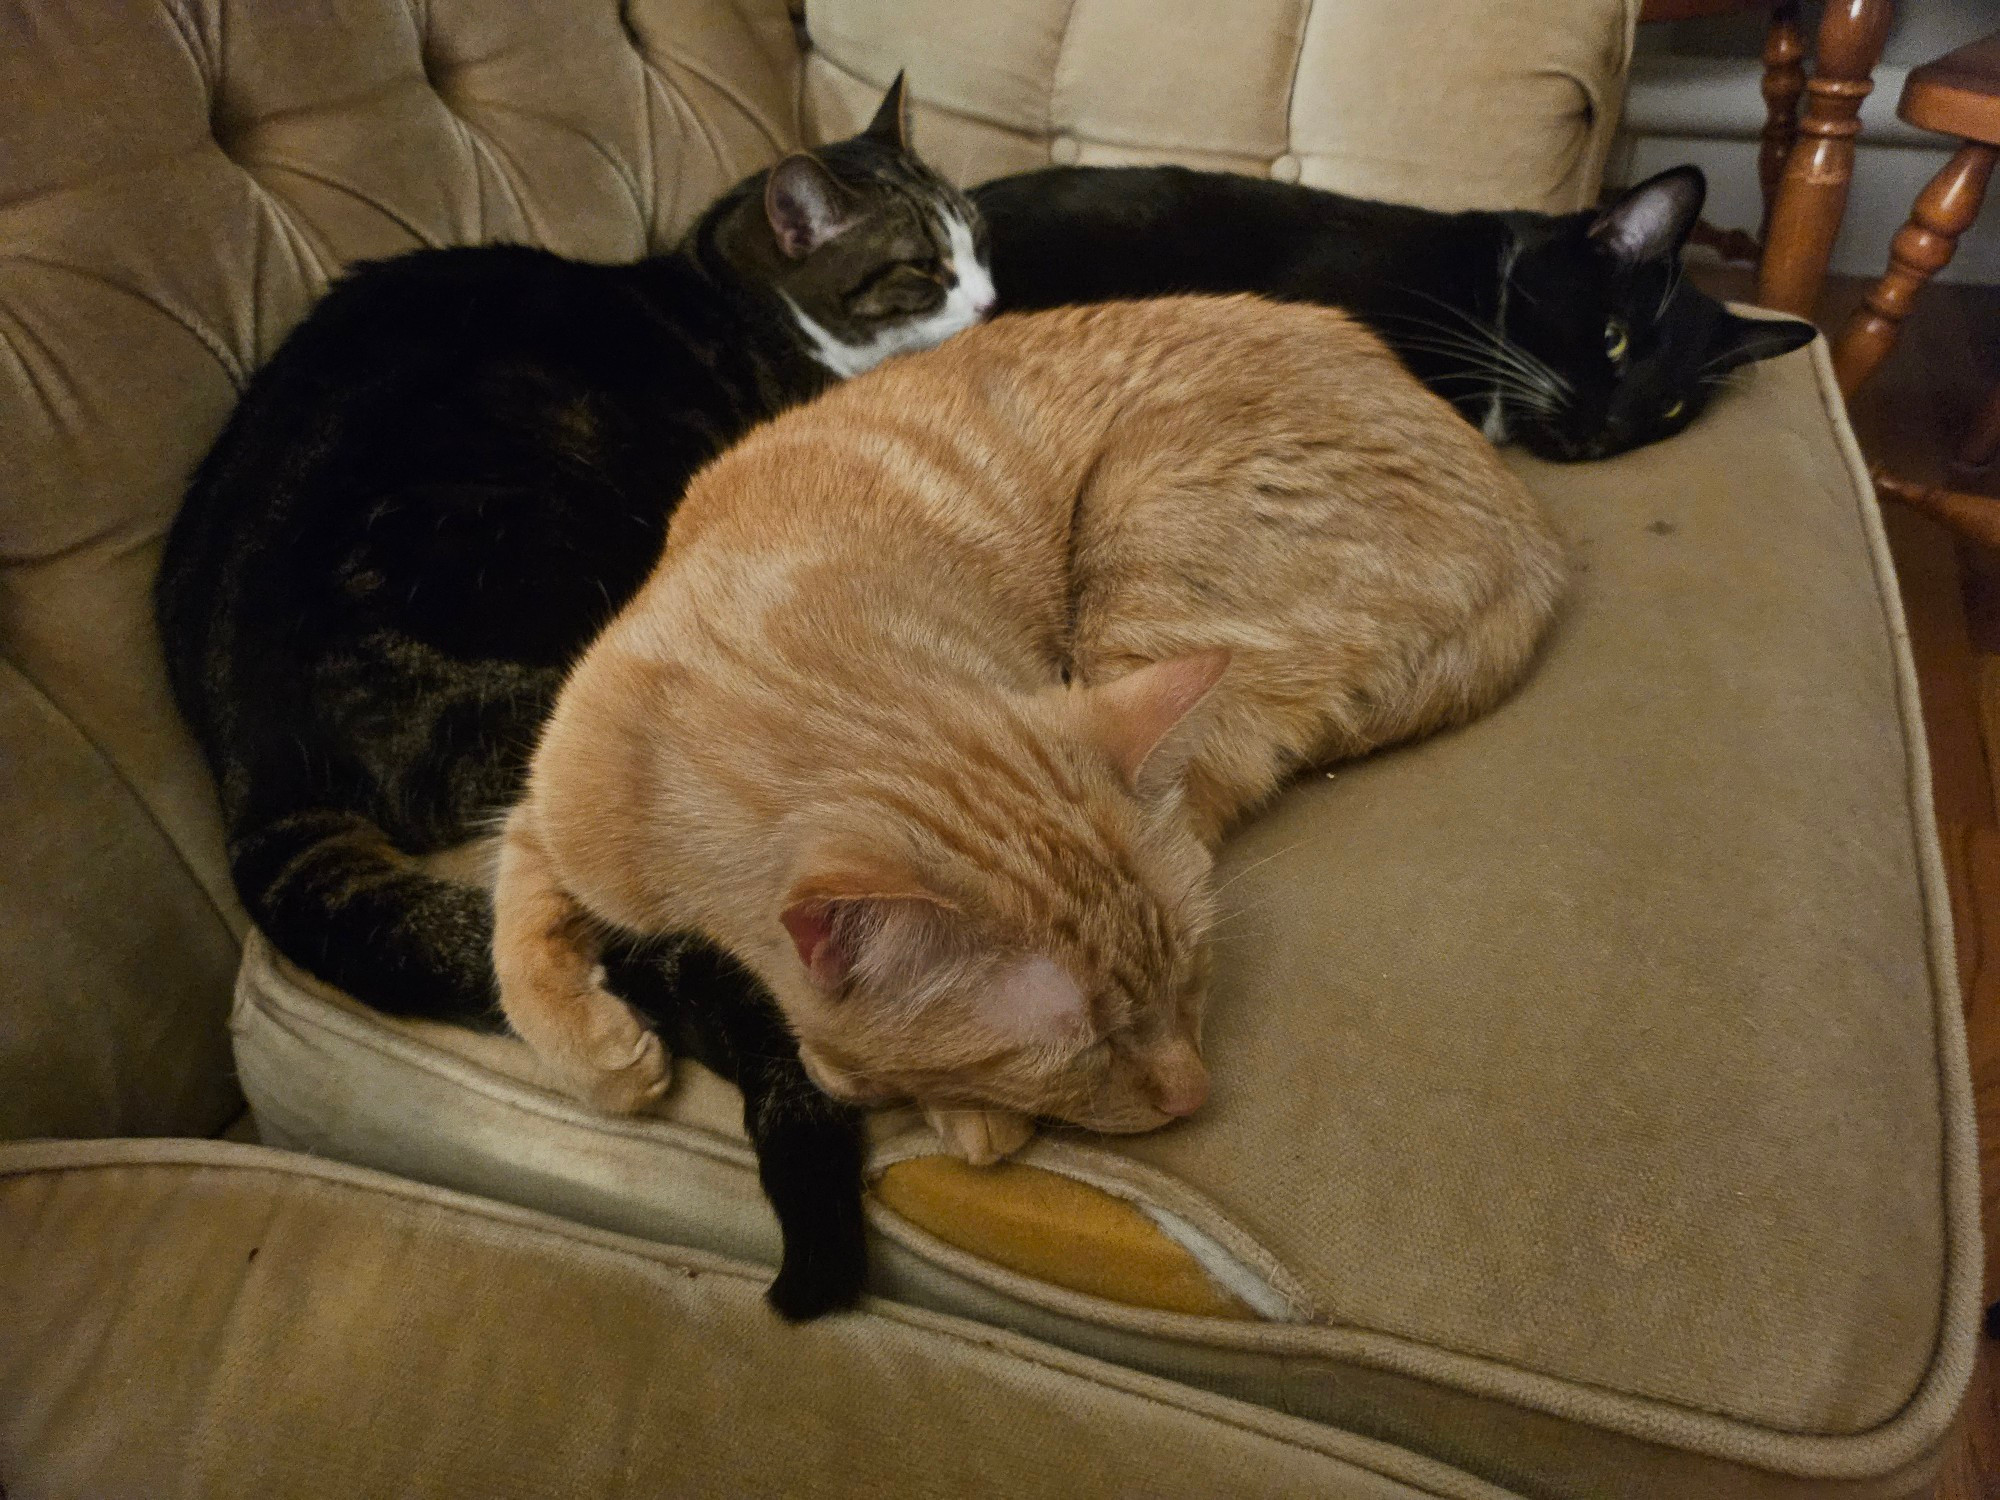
1590;166;1706;266
765;154;860;259
865;71;911;151
1708;310;1818;374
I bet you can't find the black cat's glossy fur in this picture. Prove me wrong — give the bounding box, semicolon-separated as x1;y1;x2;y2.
974;163;1816;461
156;81;985;1321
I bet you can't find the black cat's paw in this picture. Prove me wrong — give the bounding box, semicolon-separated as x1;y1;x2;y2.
764;1231;868;1322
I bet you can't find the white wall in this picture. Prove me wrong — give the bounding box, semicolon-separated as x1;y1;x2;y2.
1612;3;1999;285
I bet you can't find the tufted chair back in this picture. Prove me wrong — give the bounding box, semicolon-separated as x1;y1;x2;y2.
0;0;805;1139
0;0;1635;1140
800;0;1634;212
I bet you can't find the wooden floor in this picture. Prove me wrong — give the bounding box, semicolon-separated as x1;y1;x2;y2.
1713;265;2000;1499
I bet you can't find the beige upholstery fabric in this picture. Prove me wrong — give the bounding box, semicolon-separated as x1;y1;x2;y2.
233;338;1979;1499
0;0;803;1139
800;0;1638;208
0;1138;1520;1500
3;0;1975;1494
0;659;242;1138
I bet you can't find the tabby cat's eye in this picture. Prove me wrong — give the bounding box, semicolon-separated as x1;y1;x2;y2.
1662;398;1685;421
1604;318;1630;362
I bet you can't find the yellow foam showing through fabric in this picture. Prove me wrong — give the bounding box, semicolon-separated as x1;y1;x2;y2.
874;1158;1257;1318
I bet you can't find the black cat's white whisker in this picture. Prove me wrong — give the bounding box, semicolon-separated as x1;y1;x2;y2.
1430;330;1571;405
1392;337;1567;395
1389;339;1568;413
1399;291;1575;398
1656;255;1685;322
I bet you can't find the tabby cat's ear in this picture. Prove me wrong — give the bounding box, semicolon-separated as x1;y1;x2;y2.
765;154;861;260
780;864;957;992
1073;650;1231;794
1589;165;1705;266
865;71;911;151
1708;310;1817;373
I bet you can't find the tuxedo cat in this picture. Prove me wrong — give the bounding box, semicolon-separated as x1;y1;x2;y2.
156;78;990;1321
973;164;1815;461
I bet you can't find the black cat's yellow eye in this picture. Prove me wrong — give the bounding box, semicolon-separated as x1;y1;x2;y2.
1662;398;1685;421
1604;318;1630;362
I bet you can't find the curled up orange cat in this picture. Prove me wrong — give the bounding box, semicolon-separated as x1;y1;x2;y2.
490;295;1568;1165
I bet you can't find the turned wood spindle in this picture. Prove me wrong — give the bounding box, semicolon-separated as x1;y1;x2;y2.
1873;468;2000;551
1834;144;1998;397
1758;0;1807;240
1756;0;1896;317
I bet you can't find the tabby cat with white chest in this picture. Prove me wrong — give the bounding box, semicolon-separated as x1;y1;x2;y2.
155;79;990;1320
490;296;1567;1171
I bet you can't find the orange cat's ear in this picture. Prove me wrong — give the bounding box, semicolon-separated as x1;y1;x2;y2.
779;900;852;989
780;868;957;992
1074;650;1231;792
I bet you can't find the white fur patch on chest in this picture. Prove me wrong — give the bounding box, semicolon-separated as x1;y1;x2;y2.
788;211;995;378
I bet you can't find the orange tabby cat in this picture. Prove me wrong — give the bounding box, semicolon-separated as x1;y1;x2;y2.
491;295;1566;1164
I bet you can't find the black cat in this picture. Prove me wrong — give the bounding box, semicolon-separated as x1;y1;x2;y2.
974;163;1815;461
155;79;992;1321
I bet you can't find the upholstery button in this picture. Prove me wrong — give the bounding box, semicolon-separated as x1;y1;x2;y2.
1271;154;1302;183
1049;135;1081;165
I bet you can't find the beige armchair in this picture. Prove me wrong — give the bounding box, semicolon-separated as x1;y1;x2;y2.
0;2;1977;1496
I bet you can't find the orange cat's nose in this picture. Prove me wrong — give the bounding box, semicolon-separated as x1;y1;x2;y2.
1156;1074;1207;1116
1150;1057;1209;1117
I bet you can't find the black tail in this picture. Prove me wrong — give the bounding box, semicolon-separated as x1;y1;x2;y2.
230;807;506;1030
608;942;869;1320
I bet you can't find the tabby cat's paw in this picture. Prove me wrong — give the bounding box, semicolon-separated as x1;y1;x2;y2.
924;1106;1035;1167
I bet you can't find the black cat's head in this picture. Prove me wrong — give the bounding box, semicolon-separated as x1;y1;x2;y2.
1495;167;1816;461
710;74;994;376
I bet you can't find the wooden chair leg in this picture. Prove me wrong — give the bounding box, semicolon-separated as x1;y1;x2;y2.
1758;0;1807;241
1833;143;1999;398
1755;0;1896;317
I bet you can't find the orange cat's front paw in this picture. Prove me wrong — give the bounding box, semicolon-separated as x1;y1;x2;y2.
537;971;672;1116
924;1106;1035;1167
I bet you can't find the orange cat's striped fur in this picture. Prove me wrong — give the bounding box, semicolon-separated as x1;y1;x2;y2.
492;296;1566;1164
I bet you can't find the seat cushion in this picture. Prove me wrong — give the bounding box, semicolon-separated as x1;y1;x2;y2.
0;1137;1518;1500
233;335;1980;1500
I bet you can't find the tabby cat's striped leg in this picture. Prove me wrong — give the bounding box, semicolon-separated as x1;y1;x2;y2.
491;802;670;1114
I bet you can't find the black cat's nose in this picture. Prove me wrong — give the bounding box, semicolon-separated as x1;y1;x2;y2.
1593;420;1637;459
